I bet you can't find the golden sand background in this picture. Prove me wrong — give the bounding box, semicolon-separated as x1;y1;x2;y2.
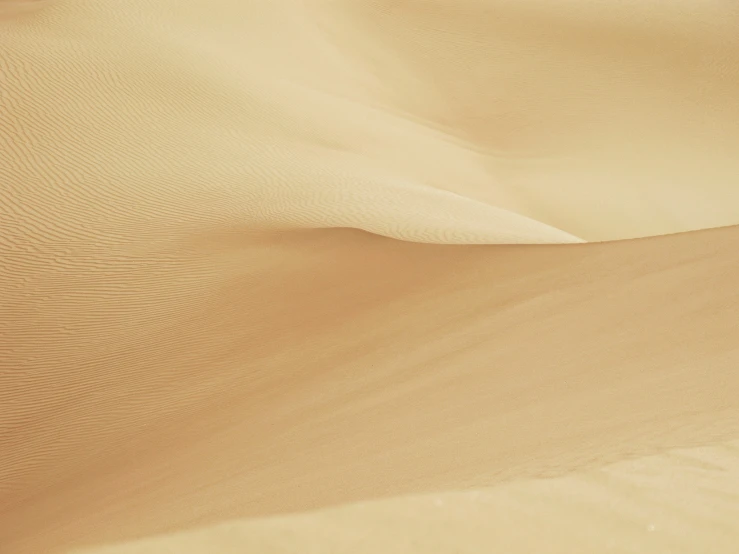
1;1;738;552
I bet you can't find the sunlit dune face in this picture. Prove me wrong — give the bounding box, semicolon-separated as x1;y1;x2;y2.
1;1;739;552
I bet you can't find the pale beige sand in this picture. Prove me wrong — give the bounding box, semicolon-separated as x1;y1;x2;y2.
1;1;739;553
73;440;739;554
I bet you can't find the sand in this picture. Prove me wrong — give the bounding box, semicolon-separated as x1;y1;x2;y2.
1;1;738;553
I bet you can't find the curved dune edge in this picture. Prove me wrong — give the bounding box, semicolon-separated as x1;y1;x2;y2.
71;439;739;554
2;1;739;553
2;0;739;245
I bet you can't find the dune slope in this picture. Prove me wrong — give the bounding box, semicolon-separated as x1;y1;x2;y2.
2;225;739;552
2;1;739;553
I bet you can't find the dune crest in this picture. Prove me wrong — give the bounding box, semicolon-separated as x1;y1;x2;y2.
2;1;739;553
3;0;739;245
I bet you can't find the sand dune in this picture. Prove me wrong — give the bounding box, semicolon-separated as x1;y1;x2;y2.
2;1;739;553
4;224;739;552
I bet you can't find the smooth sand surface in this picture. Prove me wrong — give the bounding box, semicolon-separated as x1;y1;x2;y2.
72;440;739;554
2;1;739;553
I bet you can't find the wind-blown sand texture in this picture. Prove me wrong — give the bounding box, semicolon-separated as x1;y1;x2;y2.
1;1;738;553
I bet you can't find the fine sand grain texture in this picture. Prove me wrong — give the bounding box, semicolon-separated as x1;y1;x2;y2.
2;1;739;553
